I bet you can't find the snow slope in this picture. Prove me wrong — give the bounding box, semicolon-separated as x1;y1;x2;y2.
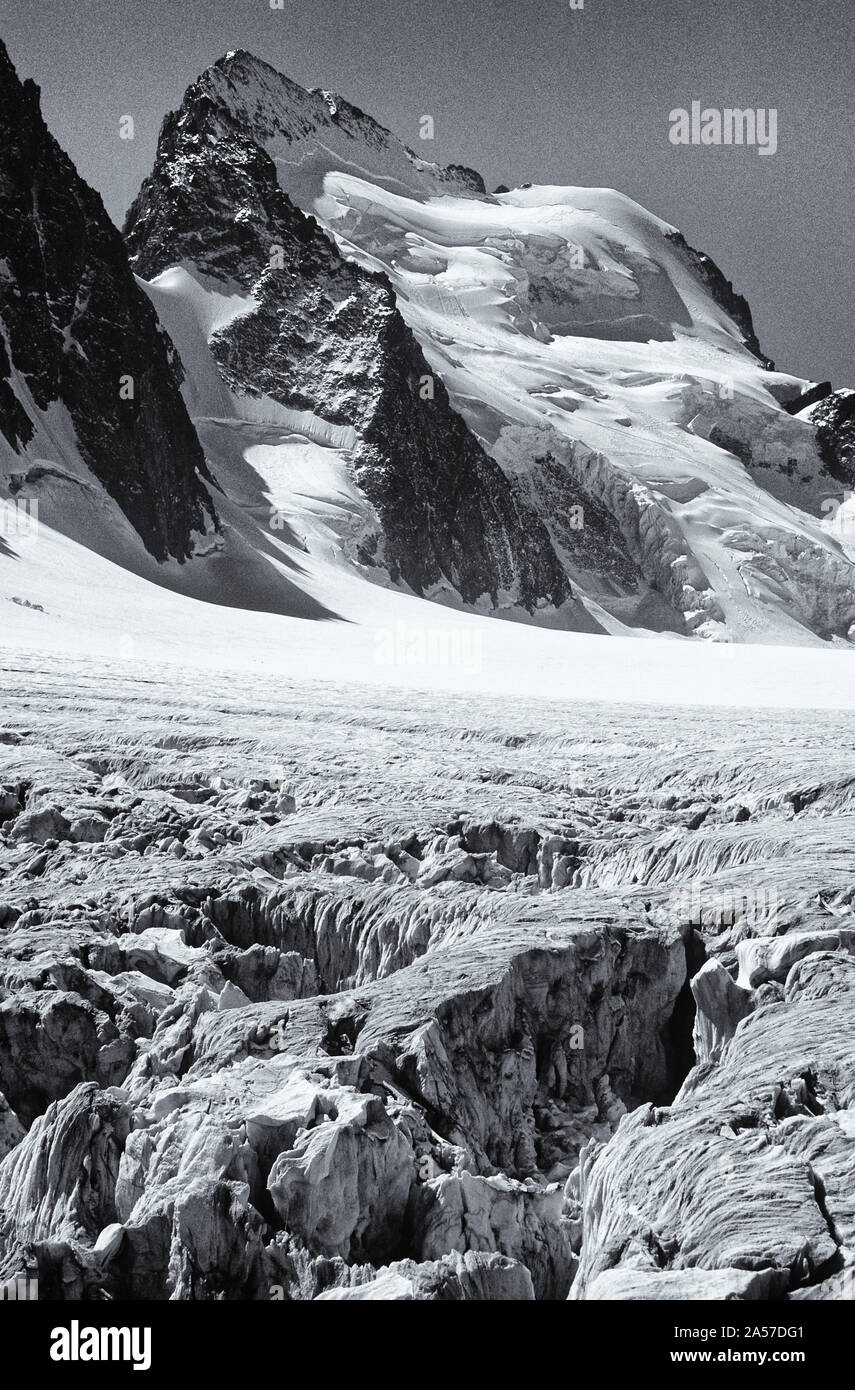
3;510;855;710
309;175;855;644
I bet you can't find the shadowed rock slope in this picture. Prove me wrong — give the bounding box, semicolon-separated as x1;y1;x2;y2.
0;42;216;562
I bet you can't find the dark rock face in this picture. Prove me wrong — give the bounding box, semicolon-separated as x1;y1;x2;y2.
809;390;855;486
781;381;833;416
123;63;571;613
0;41;215;561
443;164;487;195
665;230;773;367
527;451;641;589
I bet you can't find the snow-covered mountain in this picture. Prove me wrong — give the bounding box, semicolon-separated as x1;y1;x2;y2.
3;42;855;665
124;49;855;645
123;56;579;626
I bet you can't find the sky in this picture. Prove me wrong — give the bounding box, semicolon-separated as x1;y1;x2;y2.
2;0;853;385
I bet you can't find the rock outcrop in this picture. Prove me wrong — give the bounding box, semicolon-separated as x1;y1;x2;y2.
664;230;773;367
0;41;216;562
810;389;855;487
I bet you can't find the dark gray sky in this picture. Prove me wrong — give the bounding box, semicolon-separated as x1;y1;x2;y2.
3;0;853;384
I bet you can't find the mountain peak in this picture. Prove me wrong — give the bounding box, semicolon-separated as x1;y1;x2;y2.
168;50;485;202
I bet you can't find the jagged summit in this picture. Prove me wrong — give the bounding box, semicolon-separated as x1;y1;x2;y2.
164;48;486;207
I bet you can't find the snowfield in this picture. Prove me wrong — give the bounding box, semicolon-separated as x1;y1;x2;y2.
3;515;855;707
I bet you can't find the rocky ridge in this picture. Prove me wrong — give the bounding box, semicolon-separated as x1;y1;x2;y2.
0;41;216;563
